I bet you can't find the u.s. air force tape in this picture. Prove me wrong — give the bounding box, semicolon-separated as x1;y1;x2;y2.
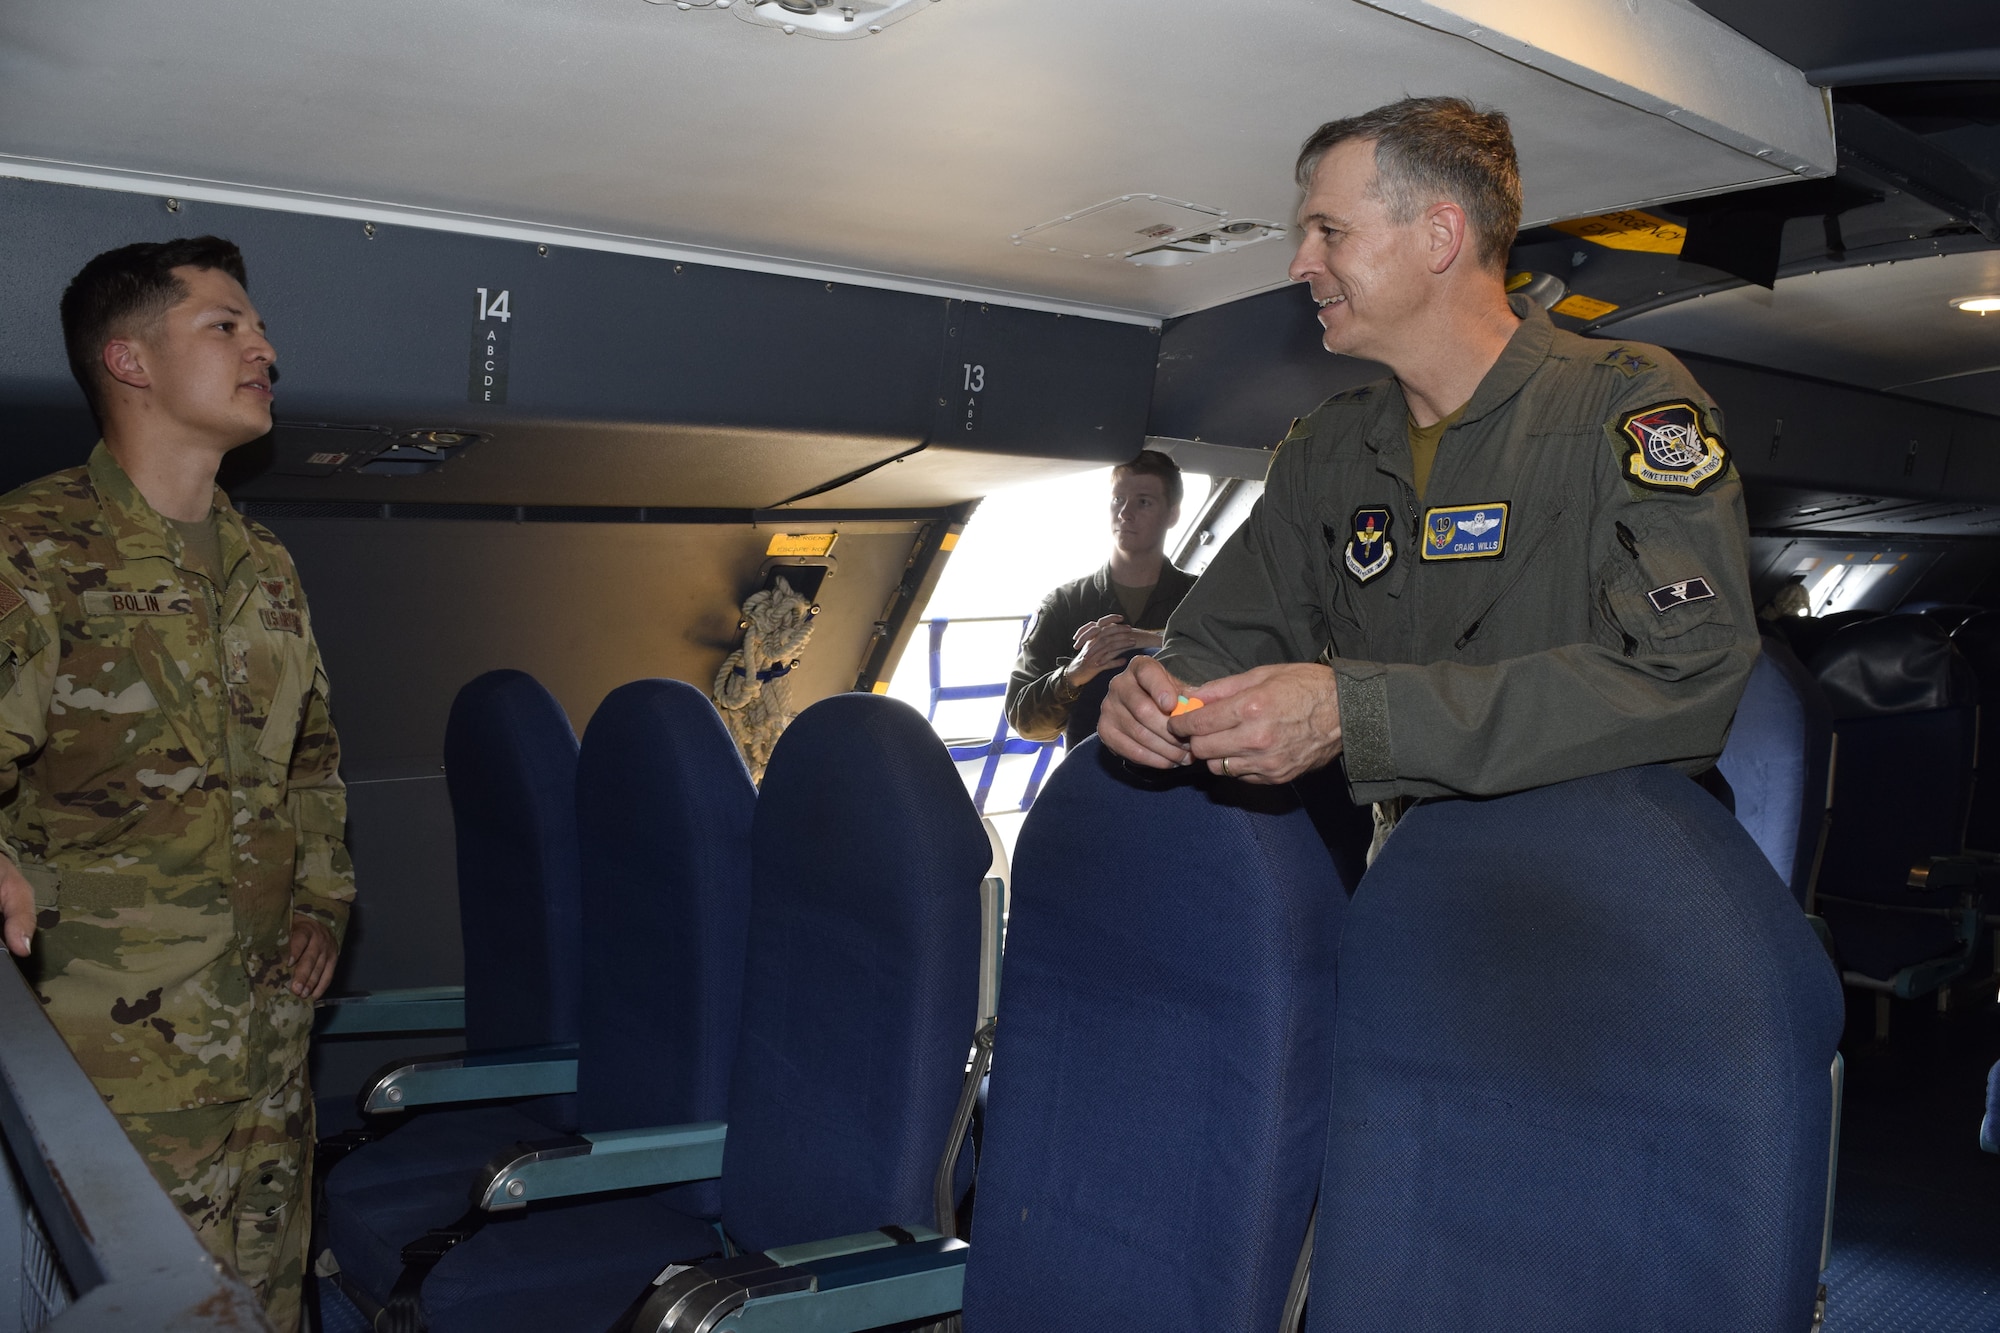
1647;577;1716;613
1616;401;1727;494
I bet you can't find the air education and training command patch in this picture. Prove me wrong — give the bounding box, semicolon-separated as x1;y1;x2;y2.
1421;503;1508;561
1344;507;1396;583
1618;401;1728;494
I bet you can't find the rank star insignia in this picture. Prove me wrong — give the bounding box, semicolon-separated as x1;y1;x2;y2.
1342;507;1396;583
1601;347;1656;379
1616;401;1728;494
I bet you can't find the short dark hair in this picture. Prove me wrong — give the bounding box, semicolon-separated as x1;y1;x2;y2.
1294;97;1521;271
1114;449;1183;508
60;237;249;425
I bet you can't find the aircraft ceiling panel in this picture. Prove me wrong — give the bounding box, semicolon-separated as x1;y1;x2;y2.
1606;250;2000;398
0;0;1824;320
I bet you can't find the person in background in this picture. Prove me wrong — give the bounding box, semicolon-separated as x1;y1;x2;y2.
1006;450;1199;748
0;237;352;1332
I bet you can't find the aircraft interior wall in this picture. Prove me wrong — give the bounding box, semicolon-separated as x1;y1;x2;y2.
0;175;1173;1106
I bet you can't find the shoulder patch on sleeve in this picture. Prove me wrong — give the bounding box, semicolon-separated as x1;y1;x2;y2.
0;579;24;624
1599;346;1657;378
1613;400;1729;495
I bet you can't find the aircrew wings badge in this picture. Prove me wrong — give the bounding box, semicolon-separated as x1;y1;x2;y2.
1343;507;1395;583
1617;401;1728;494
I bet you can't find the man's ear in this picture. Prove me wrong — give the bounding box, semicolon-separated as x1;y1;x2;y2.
1425;201;1469;275
101;337;151;392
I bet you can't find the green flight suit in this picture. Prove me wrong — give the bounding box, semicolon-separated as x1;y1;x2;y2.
0;444;350;1328
1158;298;1758;804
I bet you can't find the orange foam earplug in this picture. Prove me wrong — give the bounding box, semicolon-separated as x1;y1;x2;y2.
1170;695;1205;717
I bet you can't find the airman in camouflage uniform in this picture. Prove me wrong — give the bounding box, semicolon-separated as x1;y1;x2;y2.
0;239;351;1332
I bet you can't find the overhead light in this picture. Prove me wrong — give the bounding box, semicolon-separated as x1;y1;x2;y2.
1949;295;2000;314
648;0;937;37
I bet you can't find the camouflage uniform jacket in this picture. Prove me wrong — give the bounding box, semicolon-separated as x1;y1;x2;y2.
0;445;352;1113
1159;297;1758;804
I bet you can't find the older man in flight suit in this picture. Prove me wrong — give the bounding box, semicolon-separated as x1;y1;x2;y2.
0;237;351;1332
1101;97;1758;821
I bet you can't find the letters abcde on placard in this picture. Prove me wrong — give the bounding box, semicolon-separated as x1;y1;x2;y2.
467;287;513;405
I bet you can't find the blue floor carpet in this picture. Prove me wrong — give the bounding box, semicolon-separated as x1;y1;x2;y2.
1822;996;2000;1333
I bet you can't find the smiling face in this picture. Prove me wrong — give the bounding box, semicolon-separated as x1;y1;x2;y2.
108;265;276;450
1288;137;1435;362
1110;471;1178;558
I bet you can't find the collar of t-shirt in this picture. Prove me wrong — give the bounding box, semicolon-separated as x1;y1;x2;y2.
1111;578;1157;627
166;513;224;589
1407;403;1468;504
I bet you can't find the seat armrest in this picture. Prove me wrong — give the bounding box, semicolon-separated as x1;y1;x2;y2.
361;1043;579;1113
316;986;467;1036
631;1233;966;1333
479;1121;726;1211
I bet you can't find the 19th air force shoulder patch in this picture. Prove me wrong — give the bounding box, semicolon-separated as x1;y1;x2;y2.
1617;401;1728;494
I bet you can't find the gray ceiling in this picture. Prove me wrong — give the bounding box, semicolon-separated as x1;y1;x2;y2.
1608;250;2000;417
0;0;1826;321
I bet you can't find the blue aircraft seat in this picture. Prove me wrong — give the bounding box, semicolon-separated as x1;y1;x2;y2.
1809;616;1981;998
573;678;756;1219
960;739;1348;1333
319;669;588;1314
1983;1061;1999;1154
415;692;988;1333
1307;765;1843;1333
1950;610;2000;853
1717;634;1834;905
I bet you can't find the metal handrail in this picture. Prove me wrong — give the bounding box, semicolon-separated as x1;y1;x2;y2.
0;960;269;1330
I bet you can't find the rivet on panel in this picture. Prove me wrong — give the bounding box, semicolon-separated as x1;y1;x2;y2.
537;244;550;258
164;198;181;214
363;222;377;240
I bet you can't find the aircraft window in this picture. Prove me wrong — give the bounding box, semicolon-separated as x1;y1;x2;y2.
883;466;1211;843
1789;548;1931;617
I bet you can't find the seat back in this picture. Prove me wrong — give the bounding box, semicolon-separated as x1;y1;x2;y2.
1308;766;1843;1333
443;669;583;1053
1952;611;2000;853
1809;616;1977;980
720;693;987;1253
962;741;1347;1333
575;679;756;1217
1717;635;1833;904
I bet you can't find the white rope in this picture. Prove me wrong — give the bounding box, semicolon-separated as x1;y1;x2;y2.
713;575;819;782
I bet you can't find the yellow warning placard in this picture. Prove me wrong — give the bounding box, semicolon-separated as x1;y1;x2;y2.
1551;210;1686;254
1552;293;1620;321
766;533;838;558
940;531;961;552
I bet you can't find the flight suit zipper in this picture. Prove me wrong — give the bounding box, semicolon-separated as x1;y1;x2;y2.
1454;506;1566;650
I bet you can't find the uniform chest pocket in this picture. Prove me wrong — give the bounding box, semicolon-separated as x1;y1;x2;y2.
255;637;313;766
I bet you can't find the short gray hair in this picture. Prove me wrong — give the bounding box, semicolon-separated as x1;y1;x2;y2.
1295;96;1521;271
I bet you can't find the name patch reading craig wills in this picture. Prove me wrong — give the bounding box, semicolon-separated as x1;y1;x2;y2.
1421;503;1508;561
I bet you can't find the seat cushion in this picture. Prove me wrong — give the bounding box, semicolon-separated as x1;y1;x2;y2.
323;1104;566;1302
423;1192;722;1333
